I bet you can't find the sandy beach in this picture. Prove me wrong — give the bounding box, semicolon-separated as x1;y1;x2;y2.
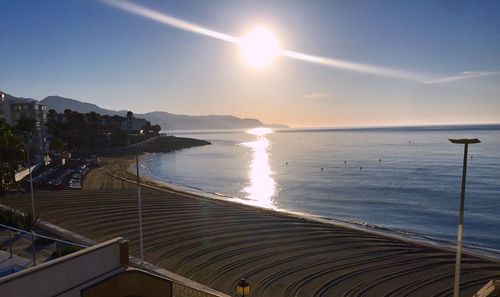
3;156;499;296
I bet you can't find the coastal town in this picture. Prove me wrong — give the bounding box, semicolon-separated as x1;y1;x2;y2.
2;0;500;296
1;91;500;296
0;91;220;296
0;91;164;191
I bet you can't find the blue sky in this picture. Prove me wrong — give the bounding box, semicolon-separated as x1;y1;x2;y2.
1;0;499;127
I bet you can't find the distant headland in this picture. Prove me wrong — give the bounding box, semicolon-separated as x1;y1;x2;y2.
39;94;288;130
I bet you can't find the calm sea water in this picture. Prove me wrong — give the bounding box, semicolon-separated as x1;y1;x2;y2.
140;125;500;255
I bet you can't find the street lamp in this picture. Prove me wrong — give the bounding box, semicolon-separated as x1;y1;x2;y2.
449;138;480;297
135;149;144;265
235;278;250;297
27;142;35;216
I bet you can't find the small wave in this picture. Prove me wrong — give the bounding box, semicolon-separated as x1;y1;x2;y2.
312;215;500;259
212;192;234;199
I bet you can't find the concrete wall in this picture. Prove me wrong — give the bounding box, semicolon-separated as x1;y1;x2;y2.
0;218;230;297
138;264;231;297
173;283;229;297
0;238;127;297
82;269;172;297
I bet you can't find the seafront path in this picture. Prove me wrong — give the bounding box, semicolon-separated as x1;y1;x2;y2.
3;157;499;296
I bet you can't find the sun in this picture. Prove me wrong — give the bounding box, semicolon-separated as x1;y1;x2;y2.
239;26;280;69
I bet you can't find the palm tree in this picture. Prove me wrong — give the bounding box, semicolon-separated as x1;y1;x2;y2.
1;209;18;258
0;122;25;197
20;212;38;266
4;209;17;258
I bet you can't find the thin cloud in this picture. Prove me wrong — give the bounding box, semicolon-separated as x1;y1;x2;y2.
102;0;427;82
422;71;500;84
103;0;498;85
302;93;333;99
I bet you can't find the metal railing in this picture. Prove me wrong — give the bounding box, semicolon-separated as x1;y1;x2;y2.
0;223;89;273
0;224;88;248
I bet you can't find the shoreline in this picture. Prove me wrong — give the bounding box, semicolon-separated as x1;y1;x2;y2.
4;154;498;296
125;155;500;263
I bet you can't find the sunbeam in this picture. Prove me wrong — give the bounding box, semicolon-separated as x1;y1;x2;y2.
279;49;426;81
102;0;428;81
102;0;239;44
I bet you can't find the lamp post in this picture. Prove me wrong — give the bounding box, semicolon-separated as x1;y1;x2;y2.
23;132;36;217
135;149;144;265
27;143;35;216
235;278;250;297
449;138;480;297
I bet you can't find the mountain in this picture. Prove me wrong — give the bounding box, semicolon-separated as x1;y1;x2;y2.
38;95;288;130
41;96;127;116
143;111;263;130
2;92;36;103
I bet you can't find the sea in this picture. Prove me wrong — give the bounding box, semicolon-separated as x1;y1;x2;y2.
139;125;500;256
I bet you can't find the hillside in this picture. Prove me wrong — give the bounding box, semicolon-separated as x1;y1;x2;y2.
38;95;288;130
42;96;126;116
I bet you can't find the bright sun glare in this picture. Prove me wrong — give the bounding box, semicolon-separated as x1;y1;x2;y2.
239;26;279;69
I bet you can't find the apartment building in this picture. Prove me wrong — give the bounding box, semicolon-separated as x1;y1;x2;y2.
0;93;49;163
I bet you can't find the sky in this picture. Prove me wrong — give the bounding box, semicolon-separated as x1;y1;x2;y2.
1;0;500;128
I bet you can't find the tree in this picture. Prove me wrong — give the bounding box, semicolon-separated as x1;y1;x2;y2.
14;116;37;135
47;109;58;121
0;209;18;258
0;122;25;196
86;111;100;124
13;117;36;170
143;121;151;136
45;109;155;150
20;212;38;266
151;124;161;136
110;129;128;147
49;137;64;153
85;112;101;148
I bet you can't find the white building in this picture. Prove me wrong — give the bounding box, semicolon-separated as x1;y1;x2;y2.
0;93;49;163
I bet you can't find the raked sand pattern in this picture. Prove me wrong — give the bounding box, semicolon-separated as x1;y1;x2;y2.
3;187;499;297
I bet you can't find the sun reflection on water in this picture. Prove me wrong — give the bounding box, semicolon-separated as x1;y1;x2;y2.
240;128;277;208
